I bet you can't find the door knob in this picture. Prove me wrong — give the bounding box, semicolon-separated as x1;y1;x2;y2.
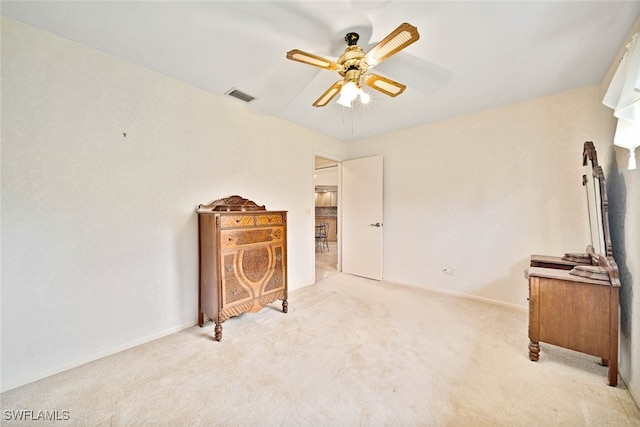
369;222;382;227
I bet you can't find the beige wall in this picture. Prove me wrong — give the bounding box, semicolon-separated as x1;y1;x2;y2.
0;17;344;391
596;17;640;406
348;86;598;306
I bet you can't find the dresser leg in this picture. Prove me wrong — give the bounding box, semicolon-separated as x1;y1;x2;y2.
198;311;204;327
214;322;222;342
608;362;618;387
528;341;540;361
282;299;288;313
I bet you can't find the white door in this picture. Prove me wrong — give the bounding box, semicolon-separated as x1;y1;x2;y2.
341;155;383;280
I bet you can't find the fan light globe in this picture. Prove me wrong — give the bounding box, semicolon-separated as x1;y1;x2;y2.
359;90;370;104
336;96;351;108
342;81;358;99
336;95;352;107
337;81;359;107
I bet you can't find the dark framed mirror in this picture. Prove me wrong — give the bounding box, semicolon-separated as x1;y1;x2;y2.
582;141;613;257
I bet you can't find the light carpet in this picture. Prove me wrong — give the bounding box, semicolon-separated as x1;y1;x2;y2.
1;273;639;426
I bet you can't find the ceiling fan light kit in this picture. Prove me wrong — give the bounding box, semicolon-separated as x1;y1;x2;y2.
286;22;420;108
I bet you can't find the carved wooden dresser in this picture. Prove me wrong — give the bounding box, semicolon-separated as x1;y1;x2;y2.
197;195;288;341
525;142;620;386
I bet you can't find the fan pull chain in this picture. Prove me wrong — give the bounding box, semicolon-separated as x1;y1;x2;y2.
351;107;355;135
339;105;355;135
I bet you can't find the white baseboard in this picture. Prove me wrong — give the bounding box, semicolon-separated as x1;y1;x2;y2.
1;321;196;393
618;366;640;410
382;276;528;312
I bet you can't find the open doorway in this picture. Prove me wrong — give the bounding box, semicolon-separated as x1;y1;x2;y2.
314;156;339;280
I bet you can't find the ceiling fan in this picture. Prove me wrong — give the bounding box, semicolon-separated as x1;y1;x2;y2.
286;23;420;108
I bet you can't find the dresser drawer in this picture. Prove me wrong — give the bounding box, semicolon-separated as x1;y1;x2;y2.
220;226;285;249
222;276;252;307
221;243;284;274
221;248;271;279
223;265;285;303
219;215;254;229
255;213;285;226
263;261;285;294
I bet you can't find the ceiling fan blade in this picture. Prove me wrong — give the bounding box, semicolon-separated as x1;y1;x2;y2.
363;73;406;97
313;80;343;107
286;49;339;71
363;23;420;68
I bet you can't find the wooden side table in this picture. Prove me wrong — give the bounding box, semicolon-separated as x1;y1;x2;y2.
527;266;619;386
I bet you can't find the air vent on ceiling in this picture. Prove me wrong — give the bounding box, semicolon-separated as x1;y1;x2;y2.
225;88;256;103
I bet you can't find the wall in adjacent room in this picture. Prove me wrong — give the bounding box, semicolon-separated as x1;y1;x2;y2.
314;167;339;186
0;17;345;391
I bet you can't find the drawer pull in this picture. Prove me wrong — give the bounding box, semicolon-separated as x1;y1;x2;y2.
225;266;232;272
231;288;238;295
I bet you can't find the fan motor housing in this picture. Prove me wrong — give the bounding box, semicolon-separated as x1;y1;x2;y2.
338;45;367;77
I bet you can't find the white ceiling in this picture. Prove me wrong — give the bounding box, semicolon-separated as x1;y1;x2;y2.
3;1;639;142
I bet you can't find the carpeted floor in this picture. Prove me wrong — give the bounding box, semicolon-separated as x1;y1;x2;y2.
2;273;639;426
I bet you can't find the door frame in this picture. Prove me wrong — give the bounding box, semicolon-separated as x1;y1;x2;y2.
313;152;343;279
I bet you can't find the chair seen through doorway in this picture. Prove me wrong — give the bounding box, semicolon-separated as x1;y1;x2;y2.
315;222;329;252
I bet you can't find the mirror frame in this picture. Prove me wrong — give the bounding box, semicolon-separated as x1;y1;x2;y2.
582;141;613;257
